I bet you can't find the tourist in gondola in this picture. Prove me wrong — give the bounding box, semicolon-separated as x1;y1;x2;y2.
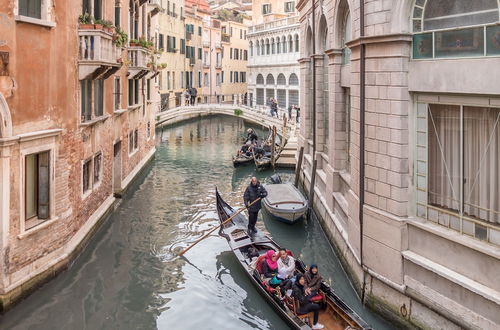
292;274;324;329
262;250;279;278
246;128;258;144
277;248;295;280
239;141;253;157
253;145;265;159
243;177;268;235
304;264;324;296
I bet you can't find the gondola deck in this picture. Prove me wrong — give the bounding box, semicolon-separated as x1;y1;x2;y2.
215;189;372;330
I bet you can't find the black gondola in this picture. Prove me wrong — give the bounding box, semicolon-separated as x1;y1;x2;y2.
215;189;372;330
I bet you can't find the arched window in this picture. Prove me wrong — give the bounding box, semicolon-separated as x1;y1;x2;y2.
266;38;270;55
282;36;287;52
342;9;352;64
266;74;275;85
256;74;264;84
289;73;298;85
277;73;286;85
250;41;253;57
294;34;299;52
412;0;499;59
277;37;281;54
271;38;275;54
288;35;293;53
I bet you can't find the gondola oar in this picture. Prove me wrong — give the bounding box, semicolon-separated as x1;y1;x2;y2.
177;197;262;257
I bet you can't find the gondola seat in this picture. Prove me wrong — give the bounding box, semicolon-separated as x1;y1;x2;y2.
309;292;325;303
292;297;313;327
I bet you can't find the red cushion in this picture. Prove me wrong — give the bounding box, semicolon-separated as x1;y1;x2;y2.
309;294;323;302
255;254;267;274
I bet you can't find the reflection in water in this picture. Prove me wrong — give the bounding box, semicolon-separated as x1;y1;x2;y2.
1;115;392;330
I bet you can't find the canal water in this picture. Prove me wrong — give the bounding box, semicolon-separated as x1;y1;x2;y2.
1;115;394;330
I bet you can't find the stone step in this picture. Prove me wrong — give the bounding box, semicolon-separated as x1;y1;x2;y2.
276;157;296;168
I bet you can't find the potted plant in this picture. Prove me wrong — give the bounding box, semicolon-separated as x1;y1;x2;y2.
129;39;139;47
93;18;104;30
102;20;115;34
78;13;94;29
113;27;128;48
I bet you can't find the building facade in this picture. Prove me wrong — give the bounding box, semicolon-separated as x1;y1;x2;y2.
185;4;204;100
297;0;500;329
158;0;187;109
220;17;248;103
0;0;161;310
247;0;300;110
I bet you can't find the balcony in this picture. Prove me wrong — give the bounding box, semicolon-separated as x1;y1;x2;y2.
148;0;161;16
248;16;299;34
78;28;121;80
221;34;230;43
186;32;192;41
128;47;151;78
203;41;210;48
215;42;222;49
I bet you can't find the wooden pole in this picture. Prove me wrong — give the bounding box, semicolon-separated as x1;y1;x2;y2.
271;126;276;168
294;146;304;187
308;159;317;210
178;197;262;257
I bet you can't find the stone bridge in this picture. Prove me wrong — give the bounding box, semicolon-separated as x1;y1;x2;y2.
155;104;294;139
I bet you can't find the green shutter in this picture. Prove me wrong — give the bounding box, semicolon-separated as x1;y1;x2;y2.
37;151;50;219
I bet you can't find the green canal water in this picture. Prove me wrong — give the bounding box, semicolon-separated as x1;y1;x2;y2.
1;115;394;330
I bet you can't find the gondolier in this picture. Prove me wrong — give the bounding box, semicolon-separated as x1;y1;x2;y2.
243;177;268;235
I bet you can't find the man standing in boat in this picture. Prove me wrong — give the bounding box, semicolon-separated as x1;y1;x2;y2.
244;177;268;235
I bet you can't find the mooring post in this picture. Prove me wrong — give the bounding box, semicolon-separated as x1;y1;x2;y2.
308;158;317;211
294;146;304;187
271;126;276;168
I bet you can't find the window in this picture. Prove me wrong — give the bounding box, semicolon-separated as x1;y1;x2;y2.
128;79;140;106
94;79;103;117
147;121;151;138
285;1;295;13
344;88;351;170
198;47;202;59
19;0;42;19
244;50;248;60
134;129;138;150
240;72;246;83
82;0;102;20
289;73;298;85
230;71;233;83
25;151;50;221
198;26;202;36
234;71;238;83
216;73;221;86
114;77;121;110
288;35;293;53
411;104;499;243
412;0;500;59
204;73;209;86
198;71;202;87
167;71;171;90
295;34;299;52
80;79;104;122
82;158;91;194
266;74;275;85
159;33;164;50
282;36;287;53
93;152;101;184
114;4;120;27
180;38;185;54
277;74;286;85
262;4;271;15
230;47;233;59
256;74;264;85
81;80;92;121
129;129;139;154
240;29;242;39
341;9;352;64
147;79;151;101
250;42;253;56
221;71;224;83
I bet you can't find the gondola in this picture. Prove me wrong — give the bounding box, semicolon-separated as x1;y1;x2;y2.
232;152;254;167
253;133;284;171
215;189;371;330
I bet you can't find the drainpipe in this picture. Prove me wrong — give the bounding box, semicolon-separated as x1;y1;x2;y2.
311;0;316;158
359;0;367;303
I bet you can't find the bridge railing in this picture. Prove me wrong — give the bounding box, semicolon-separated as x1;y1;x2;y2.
156;94;298;139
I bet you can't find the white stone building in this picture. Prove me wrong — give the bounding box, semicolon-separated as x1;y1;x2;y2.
297;0;500;329
247;1;301;111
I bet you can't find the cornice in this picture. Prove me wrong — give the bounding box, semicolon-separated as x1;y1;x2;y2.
346;33;412;48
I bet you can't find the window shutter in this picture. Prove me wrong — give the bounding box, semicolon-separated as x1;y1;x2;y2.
37;151;50;219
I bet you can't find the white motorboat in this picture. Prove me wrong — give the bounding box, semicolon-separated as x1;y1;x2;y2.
262;177;308;224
